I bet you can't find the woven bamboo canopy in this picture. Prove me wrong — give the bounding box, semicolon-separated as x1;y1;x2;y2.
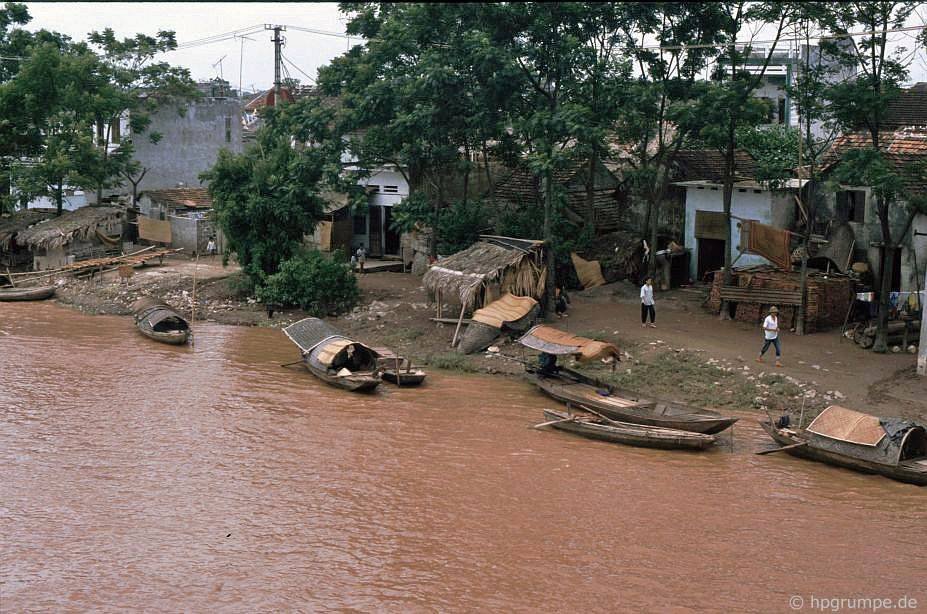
17;206;124;250
0;209;55;251
422;235;546;312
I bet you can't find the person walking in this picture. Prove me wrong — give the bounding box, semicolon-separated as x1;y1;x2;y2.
757;306;782;367
640;277;656;328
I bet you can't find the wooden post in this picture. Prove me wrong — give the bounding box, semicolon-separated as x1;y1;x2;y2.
5;267;15;288
451;303;466;347
395;355;401;388
191;252;198;347
919;269;927;376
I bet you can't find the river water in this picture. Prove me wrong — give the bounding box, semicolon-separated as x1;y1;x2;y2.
1;303;924;612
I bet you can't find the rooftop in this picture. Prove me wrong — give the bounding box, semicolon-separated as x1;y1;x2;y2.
143;188;213;209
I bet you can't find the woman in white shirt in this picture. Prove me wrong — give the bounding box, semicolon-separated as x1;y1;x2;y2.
756;306;782;367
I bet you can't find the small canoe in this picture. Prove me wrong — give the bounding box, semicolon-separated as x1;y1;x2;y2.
0;285;56;301
529;368;738;435
760;410;927;486
131;297;190;345
541;409;716;450
381;369;427;386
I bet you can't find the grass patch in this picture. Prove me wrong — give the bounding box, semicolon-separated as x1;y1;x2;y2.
421;352;480;373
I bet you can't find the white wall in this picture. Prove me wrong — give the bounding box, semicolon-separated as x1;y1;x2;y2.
684;184;788;279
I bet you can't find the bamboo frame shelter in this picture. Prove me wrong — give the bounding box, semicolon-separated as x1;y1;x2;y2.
16;205;124;251
422;235;547;315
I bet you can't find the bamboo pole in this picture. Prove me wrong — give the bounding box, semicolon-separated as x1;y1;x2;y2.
5;267;14;287
451;303;466;347
190;252;198;348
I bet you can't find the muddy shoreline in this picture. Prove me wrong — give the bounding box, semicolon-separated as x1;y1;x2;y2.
45;255;925;422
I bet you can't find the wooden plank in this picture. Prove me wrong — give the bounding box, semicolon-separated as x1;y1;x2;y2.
694;211;728;241
430;317;473;325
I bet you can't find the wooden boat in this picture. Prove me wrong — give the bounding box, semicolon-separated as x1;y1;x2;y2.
381;369;427;386
541;408;716;450
0;285;56;301
529;368;738;435
283;317;381;392
760;406;927;486
131;297;190;345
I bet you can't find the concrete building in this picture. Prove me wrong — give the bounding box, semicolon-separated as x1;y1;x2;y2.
352;167;410;257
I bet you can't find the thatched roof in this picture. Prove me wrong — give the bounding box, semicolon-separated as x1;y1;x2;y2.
422;235;545;311
0;209;55;251
17;205;125;250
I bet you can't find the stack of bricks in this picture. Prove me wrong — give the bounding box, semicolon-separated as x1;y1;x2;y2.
706;267;854;333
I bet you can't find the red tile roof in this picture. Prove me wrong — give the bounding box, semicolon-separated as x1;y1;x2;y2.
673;149;758;183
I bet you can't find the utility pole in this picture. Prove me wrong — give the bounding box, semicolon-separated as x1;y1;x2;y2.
265;24;286;103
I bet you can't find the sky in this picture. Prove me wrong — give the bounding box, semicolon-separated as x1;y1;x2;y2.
21;2;927;93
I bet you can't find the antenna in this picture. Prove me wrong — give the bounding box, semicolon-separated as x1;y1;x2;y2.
212;54;227;79
236;34;256;98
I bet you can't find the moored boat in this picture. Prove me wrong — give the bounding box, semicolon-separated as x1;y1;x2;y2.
283;317;381;392
760;405;927;486
381;369;427;386
131;296;190;345
0;285;56;301
540;408;716;450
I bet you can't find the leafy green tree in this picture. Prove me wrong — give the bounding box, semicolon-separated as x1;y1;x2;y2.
257;248;359;315
204;97;346;284
823;1;927;352
689;2;799;319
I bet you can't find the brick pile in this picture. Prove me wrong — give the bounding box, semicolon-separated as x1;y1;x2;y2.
706;266;854;333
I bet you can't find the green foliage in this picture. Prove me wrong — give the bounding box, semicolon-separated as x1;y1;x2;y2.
256;249;359;316
390;194;486;255
735;125;803;185
205;96;346;284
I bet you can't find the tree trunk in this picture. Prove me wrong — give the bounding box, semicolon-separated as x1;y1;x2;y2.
719;134;736;320
543;167;556;319
872;244;895;353
55;182;63;217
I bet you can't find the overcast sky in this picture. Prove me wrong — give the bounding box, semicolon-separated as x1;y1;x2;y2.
23;2;927;93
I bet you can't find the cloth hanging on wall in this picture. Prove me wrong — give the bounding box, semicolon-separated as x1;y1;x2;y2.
742;220;792;271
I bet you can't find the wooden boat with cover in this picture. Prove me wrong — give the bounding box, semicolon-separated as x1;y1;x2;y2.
518;325;738;435
0;285;56;301
540;408;717;450
131;296;190;345
283;317;381;392
372;346;427;387
760;405;927;486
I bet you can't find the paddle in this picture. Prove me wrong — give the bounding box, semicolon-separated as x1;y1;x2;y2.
531;416;576;429
280;359;304;368
572;402;622;426
755;442;808;455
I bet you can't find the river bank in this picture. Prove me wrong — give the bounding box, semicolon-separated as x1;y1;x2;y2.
47;254;925;422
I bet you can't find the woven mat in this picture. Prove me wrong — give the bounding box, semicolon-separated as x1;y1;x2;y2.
806;405;886;447
472;294;538;329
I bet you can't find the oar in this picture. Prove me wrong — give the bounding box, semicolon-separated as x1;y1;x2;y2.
756;442;807;455
573;402;622;425
531;416;576;429
280;359;304;368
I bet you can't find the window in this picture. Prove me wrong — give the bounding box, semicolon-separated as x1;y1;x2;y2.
382;185;399;194
837;190;866;223
225;116;232;143
367;184;381;194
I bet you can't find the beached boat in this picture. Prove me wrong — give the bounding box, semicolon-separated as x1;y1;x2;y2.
528;368;738;435
131;297;190;345
283;317;381;392
540;408;717;450
760;406;927;486
0;285;56;301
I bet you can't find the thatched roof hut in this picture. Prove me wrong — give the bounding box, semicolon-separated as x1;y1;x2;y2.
0;209;55;251
17;206;125;251
422;235;546;312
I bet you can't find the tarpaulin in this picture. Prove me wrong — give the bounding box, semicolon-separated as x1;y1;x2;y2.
742;220;792;271
138;216;172;244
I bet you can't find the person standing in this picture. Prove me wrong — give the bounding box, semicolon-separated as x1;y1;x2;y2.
640;277;656;328
206;236;217;258
355;244;366;273
757;306;782;367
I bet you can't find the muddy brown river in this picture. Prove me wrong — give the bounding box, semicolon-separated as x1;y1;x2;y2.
1;303;924;612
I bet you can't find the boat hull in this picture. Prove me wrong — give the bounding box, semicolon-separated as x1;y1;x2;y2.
381;370;427;386
304;361;381;392
542;409;716;450
760;421;927;486
530;372;738;435
0;286;56;301
137;324;190;345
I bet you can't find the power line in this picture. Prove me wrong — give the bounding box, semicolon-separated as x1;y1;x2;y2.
281;53;317;84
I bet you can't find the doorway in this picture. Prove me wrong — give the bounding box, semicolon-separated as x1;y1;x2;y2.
368;205;383;256
697;238;726;281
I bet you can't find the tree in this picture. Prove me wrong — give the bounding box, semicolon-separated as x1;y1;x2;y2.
204;96;346;283
823;1;926;352
689;2;798;319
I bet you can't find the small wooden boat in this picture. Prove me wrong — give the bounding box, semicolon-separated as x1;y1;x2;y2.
760;406;927;486
372;346;427;387
283;317;381;392
529;368;738;435
540;409;716;450
0;285;56;301
131;296;190;345
381;369;427;386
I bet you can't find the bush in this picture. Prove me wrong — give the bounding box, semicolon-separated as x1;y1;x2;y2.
256;249;359;316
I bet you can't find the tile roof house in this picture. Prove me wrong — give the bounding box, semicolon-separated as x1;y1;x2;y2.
138;188;213;219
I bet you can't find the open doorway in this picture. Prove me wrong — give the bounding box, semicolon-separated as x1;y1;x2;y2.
697;238;726;282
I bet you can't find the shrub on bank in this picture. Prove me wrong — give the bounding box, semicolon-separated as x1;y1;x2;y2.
256;249;359;316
